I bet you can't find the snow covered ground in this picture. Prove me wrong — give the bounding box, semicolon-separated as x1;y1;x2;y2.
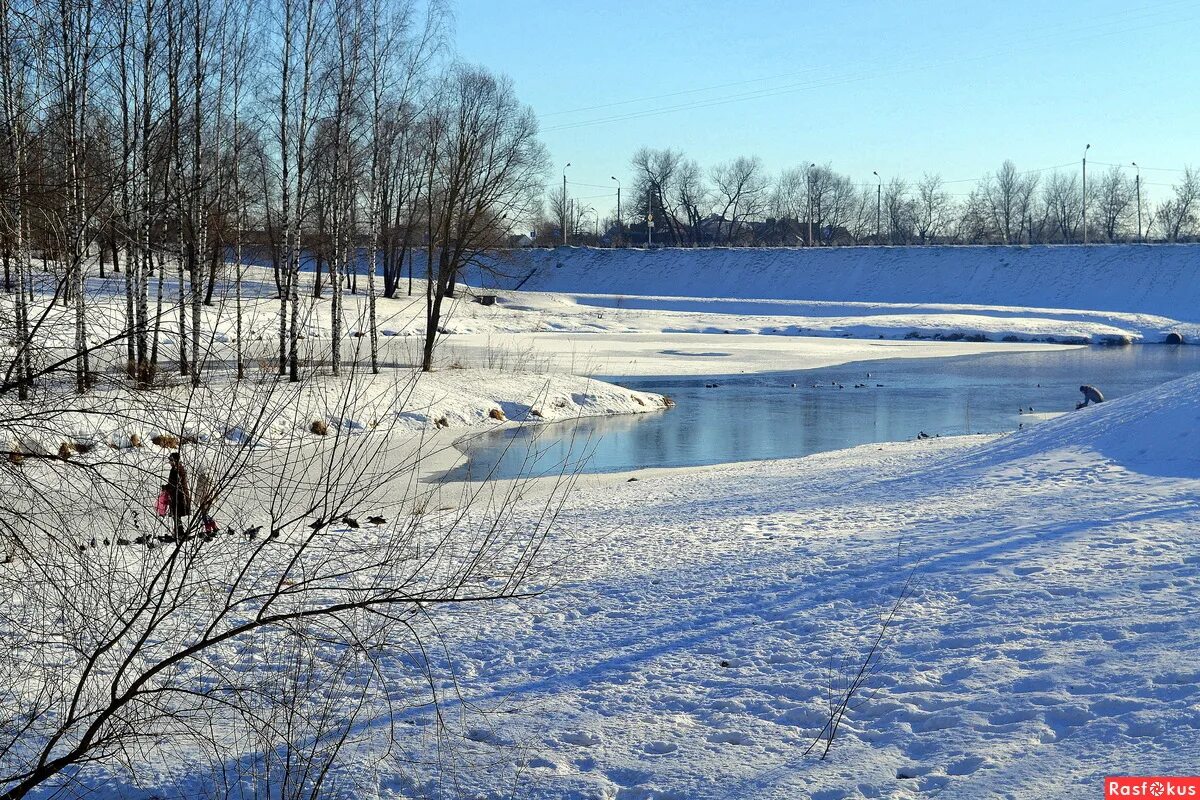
6;246;1200;798
391;373;1200;799
2;258;1090;383
468;244;1200;347
2;369;666;457
18;369;1200;799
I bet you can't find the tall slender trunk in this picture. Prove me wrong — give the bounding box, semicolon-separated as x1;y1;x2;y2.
287;0;317;383
277;0;293;374
0;0;31;398
135;0;155;386
189;0;203;388
367;142;380;372
231;11;246;381
150;251;166;370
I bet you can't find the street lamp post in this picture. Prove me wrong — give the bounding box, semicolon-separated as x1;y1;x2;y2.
1081;144;1090;245
807;163;815;247
1132;162;1142;243
873;171;881;244
611;176;621;247
562;163;571;246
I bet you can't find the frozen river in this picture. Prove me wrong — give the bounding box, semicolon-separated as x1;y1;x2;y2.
443;345;1200;480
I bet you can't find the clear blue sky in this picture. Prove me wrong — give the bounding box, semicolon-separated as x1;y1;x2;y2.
452;0;1199;215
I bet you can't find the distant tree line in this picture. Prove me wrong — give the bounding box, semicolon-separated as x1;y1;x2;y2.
0;0;547;395
542;148;1199;248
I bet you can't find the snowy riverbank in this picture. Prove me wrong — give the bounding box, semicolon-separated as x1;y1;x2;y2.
464;244;1200;347
2;368;667;461
376;372;1200;798
47;369;1200;799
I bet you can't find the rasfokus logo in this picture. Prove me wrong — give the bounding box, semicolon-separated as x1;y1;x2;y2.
1107;777;1200;798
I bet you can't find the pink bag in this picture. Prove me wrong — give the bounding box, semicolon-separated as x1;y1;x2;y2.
155;489;170;517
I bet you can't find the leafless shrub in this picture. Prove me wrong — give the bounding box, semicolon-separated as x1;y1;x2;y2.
807;567;916;760
0;357;576;798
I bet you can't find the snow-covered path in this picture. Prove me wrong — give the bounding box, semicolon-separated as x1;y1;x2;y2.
415;378;1200;799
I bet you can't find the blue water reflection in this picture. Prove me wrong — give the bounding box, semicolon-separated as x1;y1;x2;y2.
443;346;1200;481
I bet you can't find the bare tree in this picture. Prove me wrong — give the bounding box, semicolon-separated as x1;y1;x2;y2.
710;155;768;244
883;177;915;245
0;0;33;398
1042;171;1082;243
420;65;546;372
1093;166;1133;242
629;147;683;246
914;173;951;244
673;157;708;246
1154;167;1199;242
981;160;1037;244
0;349;570;798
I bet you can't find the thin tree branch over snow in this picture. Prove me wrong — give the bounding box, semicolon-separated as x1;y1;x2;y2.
806;566;917;761
0;291;578;799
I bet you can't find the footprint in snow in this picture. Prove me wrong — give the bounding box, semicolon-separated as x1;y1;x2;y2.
559;730;602;747
464;727;495;743
1042;705;1095;741
641;740;677;756
604;767;652;787
707;730;753;746
946;755;989;776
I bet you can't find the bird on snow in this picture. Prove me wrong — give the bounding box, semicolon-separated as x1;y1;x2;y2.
341;516;360;529
308;518;328;531
244;525;262;539
367;515;387;525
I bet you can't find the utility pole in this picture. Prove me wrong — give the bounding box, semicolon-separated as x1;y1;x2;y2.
807;162;815;246
1132;162;1142;243
873;171;881;244
1081;144;1090;244
562;162;570;246
611;176;621;247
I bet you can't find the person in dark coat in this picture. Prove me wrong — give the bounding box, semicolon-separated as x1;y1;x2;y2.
1077;384;1105;409
166;452;191;538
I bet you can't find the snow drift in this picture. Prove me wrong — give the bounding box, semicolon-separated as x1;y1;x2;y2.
956;371;1200;478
